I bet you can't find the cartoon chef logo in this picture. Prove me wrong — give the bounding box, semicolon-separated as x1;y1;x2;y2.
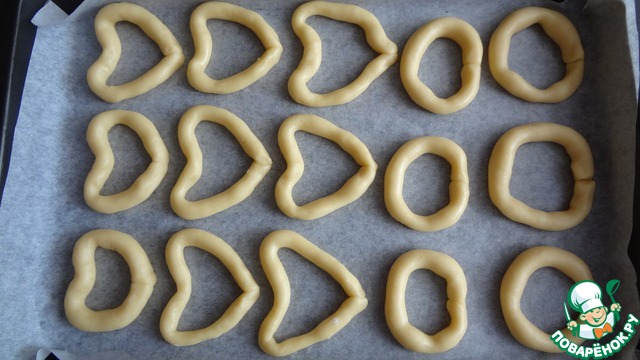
551;279;638;358
566;280;621;340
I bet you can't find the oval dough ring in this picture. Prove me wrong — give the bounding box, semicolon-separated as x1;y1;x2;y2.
188;2;283;94
288;1;398;107
160;228;259;346
401;17;482;114
385;136;469;232
171;105;272;220
488;122;595;231
275;114;377;220
259;229;368;357
64;229;157;332
501;246;591;352
87;2;185;103
386;249;467;353
488;7;584;103
84;109;169;214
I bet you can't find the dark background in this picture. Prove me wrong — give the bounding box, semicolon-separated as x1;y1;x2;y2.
0;0;84;204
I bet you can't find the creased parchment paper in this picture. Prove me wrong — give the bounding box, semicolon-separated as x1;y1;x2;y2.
1;0;639;358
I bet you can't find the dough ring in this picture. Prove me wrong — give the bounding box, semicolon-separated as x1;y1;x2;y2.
288;1;398;107
259;230;368;357
188;2;283;94
488;122;595;231
489;7;584;103
64;229;157;332
87;2;184;103
401;17;482;114
501;246;591;352
160;228;260;346
84;110;169;214
385;136;469;232
275;114;377;220
386;249;467;353
171;105;272;220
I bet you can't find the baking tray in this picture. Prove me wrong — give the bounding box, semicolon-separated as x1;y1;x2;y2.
0;0;86;206
1;0;640;358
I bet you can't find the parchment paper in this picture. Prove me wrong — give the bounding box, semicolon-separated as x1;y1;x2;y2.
1;0;639;358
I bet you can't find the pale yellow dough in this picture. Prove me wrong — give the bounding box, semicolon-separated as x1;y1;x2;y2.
275;114;377;220
259;230;368;357
160;229;259;346
87;2;184;103
501;246;591;352
489;7;584;103
488;122;595;231
84;110;169;214
188;2;283;94
385;136;469;232
171;105;272;220
288;1;398;107
386;249;467;353
401;17;482;114
64;229;157;332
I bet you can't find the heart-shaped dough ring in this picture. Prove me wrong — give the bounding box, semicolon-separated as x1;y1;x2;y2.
84;110;169;214
64;229;157;332
188;1;283;94
87;2;185;103
275;114;377;220
160;228;260;346
288;1;398;107
171;105;272;220
259;229;368;357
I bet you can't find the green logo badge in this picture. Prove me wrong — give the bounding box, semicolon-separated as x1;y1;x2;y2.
550;280;639;359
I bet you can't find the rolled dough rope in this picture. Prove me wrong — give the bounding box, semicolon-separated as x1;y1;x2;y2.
488;122;595;231
87;2;184;103
488;7;584;103
160;228;259;346
64;229;156;332
275;114;377;220
400;17;482;114
84;109;169;214
171;105;272;220
288;1;398;107
188;2;283;94
501;246;591;352
385;136;469;232
259;229;368;357
386;249;467;353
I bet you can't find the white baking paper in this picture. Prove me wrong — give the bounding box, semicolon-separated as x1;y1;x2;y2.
1;0;639;358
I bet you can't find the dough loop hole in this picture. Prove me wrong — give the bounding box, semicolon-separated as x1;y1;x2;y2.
508;24;565;90
102;125;151;196
205;19;265;80
274;248;346;341
403;154;452;216
306;16;380;94
418;38;463;99
185;121;253;202
405;269;451;335
520;268;575;334
510;142;573;212
292;132;360;206
85;247;132;310
176;247;245;331
107;22;164;87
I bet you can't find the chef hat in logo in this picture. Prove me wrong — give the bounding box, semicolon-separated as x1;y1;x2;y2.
568;280;604;313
